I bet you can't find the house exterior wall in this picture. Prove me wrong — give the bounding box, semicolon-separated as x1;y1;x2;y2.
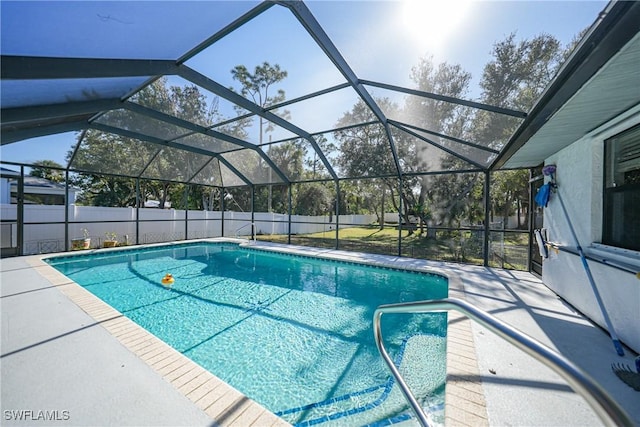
9;182;77;205
542;107;640;354
0;178;10;204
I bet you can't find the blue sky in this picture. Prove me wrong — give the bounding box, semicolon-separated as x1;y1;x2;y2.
1;0;607;169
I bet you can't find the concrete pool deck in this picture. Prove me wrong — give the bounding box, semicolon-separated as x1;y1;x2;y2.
1;240;638;426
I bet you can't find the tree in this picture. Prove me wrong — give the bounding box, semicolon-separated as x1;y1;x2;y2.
477;33;568;229
68;129;150;206
293;182;333;216
223;187;252;212
303;134;335;181
474;32;564;151
69;78;220;208
254;140;306;214
333;31;580;237
407;57;473;134
71;174;137;207
491;170;529;228
334;101;398;178
398;57;477;235
267;140;305;182
331;99;400;227
332;57;477;235
231;62;290;212
30;160;65;183
231;62;288;116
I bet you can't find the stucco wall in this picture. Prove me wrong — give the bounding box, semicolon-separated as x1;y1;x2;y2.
541;108;640;354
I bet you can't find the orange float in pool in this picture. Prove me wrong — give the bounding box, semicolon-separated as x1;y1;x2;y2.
161;273;175;287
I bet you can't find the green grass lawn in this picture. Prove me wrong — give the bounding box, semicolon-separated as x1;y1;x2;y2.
259;225;416;245
257;225;529;270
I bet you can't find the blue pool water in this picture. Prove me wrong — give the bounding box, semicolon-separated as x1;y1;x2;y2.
48;242;448;426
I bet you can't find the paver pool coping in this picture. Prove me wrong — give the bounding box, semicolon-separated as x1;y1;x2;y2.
30;239;488;427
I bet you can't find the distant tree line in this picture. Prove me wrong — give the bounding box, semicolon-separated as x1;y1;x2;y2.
30;31;582;232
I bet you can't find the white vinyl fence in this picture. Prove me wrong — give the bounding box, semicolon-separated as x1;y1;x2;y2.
0;204;388;255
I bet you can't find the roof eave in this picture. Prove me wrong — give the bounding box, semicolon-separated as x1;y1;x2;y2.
490;0;640;171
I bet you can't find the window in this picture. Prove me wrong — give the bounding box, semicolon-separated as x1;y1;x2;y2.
603;124;640;251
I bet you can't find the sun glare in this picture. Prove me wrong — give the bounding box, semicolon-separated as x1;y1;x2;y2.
401;0;472;53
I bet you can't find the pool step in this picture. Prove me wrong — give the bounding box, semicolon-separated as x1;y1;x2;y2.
278;334;446;427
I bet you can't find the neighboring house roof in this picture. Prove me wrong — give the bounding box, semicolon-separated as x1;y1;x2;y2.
1;167;21;177
494;1;640;169
4;174;79;194
23;175;66;189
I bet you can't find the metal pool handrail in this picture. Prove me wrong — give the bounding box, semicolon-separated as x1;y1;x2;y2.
373;298;633;427
235;222;256;244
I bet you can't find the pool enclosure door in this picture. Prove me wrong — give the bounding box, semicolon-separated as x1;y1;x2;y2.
1;173;23;257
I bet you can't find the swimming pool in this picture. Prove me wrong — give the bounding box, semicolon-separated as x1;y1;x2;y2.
47;242;449;426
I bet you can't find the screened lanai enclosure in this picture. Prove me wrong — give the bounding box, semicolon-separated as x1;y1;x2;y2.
0;0;613;270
